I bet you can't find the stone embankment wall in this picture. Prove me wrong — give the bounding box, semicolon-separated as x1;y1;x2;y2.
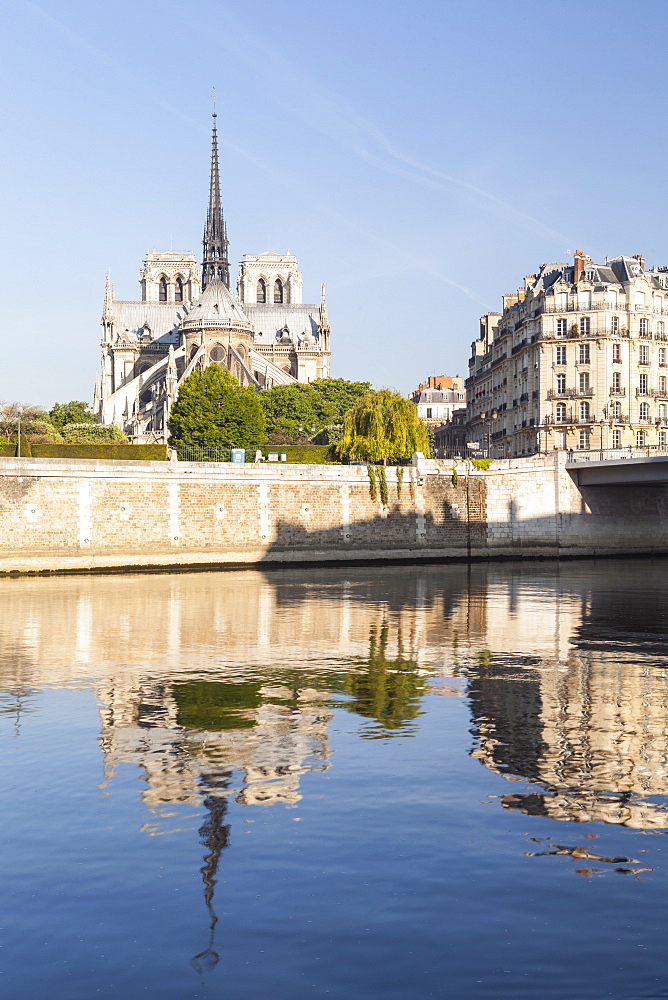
0;453;667;574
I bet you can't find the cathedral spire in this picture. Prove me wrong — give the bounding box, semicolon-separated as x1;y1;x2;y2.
202;109;230;290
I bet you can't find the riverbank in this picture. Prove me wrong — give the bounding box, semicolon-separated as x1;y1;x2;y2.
1;453;667;575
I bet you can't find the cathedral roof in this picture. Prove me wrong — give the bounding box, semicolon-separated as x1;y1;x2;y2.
245;304;321;342
108;302;185;341
181;279;252;332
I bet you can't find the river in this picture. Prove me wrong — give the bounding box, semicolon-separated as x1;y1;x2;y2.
2;559;668;999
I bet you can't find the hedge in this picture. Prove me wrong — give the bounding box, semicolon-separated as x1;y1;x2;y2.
263;444;338;464
0;443;168;461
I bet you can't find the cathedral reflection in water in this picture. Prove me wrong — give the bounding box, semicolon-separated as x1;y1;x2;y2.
2;560;668;838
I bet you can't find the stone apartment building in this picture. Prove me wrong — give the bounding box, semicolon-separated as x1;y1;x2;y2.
466;251;668;456
410;375;465;426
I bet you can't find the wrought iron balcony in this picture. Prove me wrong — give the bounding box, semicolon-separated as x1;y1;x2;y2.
547;388;594;399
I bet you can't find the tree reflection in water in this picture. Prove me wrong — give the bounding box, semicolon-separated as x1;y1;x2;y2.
342;624;425;736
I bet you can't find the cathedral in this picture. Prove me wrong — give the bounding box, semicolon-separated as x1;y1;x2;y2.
94;112;332;442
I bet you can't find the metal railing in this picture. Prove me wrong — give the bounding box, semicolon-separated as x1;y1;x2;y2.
568;445;668;462
175;445;233;463
547;388;594;398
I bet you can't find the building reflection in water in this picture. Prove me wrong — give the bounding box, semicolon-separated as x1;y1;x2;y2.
2;563;668;939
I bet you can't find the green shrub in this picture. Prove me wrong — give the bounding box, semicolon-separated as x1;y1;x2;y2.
29;444;168;460
61;423;127;443
262;444;337;464
16;435;31;457
471;458;491;470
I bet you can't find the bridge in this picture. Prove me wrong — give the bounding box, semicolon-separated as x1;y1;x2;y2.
567;447;668;486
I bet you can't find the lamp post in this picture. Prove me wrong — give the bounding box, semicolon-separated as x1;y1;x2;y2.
17;406;23;458
599;418;605;460
479;408;498;459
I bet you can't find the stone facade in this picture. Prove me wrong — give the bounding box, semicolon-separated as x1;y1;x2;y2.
2;453;668;574
466;251;668;457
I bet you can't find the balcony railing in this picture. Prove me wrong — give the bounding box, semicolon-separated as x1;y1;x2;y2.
547;388;594;399
544;414;598;425
609;387;626;396
543;302;668;315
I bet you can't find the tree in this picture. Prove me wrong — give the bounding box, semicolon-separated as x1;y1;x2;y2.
168;366;266;451
310;378;372;423
0;403;62;445
259;383;328;444
338;389;431;464
259;378;371;445
49;401;96;427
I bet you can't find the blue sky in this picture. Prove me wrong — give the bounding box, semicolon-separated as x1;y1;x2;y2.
3;0;667;407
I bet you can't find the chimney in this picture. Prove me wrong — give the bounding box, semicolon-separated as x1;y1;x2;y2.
632;253;645;271
573;250;587;283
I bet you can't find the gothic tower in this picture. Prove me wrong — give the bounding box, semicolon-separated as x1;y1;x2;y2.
202;111;230;290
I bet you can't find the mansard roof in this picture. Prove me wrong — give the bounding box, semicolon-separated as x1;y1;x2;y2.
181;279;252;332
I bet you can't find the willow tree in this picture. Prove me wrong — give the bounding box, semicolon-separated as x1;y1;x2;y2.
337;389;430;464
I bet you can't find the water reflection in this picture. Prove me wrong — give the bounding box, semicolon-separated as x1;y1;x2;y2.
1;561;668;840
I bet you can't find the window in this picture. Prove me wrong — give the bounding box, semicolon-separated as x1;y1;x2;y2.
639;344;650;364
579;372;589;393
660;431;667;448
639;402;650;422
556;292;568;309
578;343;590;364
580;316;591;336
556;373;566;393
555;345;567;365
210;344;226;362
639;373;649;394
612;429;621;448
555;402;567;422
556;318;567;337
159;276;167;302
612;342;621;361
608;290;618;307
274;278;284;304
660;348;667;366
611;400;622;419
579;401;590;422
580;291;592;310
426;407;432;418
659;321;665;337
636;291;646;306
257;278;266;303
661;376;667;394
175;277;183;303
660;404;667;422
611;316;619;336
637;430;646;447
640;317;649;337
578;429;590;449
612;371;622;392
